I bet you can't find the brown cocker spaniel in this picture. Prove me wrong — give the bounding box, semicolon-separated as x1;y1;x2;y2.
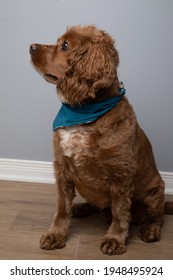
30;25;172;255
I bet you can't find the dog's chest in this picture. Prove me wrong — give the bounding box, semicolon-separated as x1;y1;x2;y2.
59;127;90;158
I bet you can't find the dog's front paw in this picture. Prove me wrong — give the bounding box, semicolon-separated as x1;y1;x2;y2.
40;232;66;250
100;237;126;255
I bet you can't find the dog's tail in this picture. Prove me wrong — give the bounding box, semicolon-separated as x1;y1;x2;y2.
164;201;173;214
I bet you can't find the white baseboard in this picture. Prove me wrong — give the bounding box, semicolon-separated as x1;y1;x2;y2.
160;171;173;195
0;158;55;184
0;158;173;194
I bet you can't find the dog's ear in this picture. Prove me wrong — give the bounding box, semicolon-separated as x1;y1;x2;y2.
88;39;119;93
59;34;119;104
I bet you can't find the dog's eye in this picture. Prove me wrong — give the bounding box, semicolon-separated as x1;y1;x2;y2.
61;41;69;51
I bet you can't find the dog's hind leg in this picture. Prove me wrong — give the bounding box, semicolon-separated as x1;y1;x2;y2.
164;201;173;214
72;202;96;218
138;178;165;242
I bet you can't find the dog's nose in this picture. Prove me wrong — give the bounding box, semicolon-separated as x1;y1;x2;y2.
29;43;39;54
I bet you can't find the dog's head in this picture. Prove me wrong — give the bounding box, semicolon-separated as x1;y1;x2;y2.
30;25;119;105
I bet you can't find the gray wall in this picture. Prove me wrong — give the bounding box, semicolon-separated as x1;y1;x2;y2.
0;0;173;172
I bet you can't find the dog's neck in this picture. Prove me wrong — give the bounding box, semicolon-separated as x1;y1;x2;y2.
84;80;121;104
53;82;125;130
96;83;120;102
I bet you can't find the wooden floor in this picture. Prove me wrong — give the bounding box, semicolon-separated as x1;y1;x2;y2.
0;180;173;260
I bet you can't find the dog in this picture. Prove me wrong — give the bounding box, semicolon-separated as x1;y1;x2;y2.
30;25;172;255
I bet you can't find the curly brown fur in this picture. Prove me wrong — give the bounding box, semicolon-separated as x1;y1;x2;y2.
30;25;172;255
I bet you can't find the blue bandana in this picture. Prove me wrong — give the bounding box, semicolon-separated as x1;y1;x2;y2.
53;84;125;130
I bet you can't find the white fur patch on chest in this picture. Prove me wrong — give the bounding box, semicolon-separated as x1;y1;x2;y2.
59;127;89;158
